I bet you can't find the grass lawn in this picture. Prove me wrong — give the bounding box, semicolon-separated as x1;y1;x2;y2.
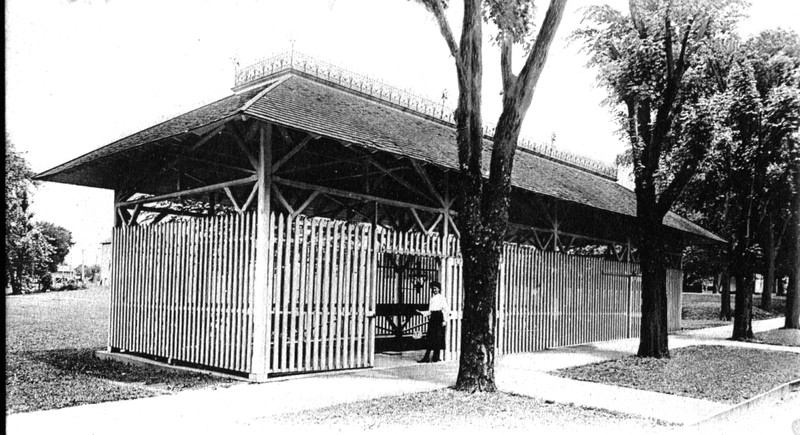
5;287;237;415
681;293;786;330
554;345;800;404
264;388;670;432
7;287;673;432
756;328;800;347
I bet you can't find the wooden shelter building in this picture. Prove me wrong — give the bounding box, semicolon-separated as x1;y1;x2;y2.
36;52;723;380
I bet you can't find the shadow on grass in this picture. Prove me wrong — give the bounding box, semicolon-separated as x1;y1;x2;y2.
24;348;236;387
7;348;238;414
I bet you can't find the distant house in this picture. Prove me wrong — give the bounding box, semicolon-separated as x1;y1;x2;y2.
100;239;112;286
51;264;75;286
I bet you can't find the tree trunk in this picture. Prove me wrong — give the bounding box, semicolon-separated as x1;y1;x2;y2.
720;271;732;320
787;273;799;329
760;215;775;311
732;271;754;339
455;232;501;392
786;202;800;328
10;255;24;295
712;273;720;294
637;217;670;358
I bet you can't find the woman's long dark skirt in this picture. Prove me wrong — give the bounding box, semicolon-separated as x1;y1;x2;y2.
426;311;446;350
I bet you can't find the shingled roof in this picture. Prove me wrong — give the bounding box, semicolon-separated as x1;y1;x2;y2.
36;64;723;244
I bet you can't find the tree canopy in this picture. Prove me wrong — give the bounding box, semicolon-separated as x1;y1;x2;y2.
573;0;746;357
5;136;76;293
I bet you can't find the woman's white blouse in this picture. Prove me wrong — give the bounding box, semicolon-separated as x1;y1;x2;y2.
428;294;450;318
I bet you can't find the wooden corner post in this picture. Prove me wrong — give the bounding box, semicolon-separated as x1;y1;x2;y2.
251;122;273;381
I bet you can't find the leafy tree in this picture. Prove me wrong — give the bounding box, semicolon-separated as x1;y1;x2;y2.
74;264;101;281
5;136;37;294
36;221;74;272
741;30;800;311
676;29;800;336
20;226;56;286
573;0;743;357
409;0;567;391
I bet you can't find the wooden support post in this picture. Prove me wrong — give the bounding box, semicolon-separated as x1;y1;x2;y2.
113;191;124;229
208;192;216;216
626;274;633;338
251;122;273;380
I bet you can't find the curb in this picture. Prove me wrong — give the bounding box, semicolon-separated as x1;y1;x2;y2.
689;378;800;426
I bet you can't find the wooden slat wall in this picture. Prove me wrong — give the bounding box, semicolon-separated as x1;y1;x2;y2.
110;212;256;373
666;268;682;332
495;244;682;356
267;214;374;374
110;213;683;376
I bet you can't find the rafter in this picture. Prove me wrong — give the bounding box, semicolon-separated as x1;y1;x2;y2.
273;176;447;215
223;187;242;213
410;160;446;206
116;175;258;207
118;124;226;199
272;184;294;215
350;148;435;205
222;130;258;170
293;191;321;217
272;134;316;173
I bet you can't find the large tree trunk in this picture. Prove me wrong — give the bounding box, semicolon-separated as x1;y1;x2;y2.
787;273;799;329
455;230;501;392
786;195;800;328
637;211;670;358
732;271;754;339
720;271;732;320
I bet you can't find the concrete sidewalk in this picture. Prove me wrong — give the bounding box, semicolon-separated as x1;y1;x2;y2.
6;318;794;434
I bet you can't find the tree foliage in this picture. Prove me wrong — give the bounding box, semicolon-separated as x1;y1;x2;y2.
5;135;37;294
676;29;800;333
4;136;76;294
411;0;566;391
573;0;745;357
36;221;74;272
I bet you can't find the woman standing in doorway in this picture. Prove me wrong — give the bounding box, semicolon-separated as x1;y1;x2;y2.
417;281;449;363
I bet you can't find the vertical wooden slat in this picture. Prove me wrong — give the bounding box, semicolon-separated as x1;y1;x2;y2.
320;220;333;370
313;219;325;370
333;224;345;369
326;222;340;369
279;214;292;371
356;226;368;367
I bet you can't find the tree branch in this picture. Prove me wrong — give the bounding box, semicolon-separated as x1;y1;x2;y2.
675;20;693;77
629;0;647;38
665;14;674;86
656;156;704;218
419;0;461;64
500;33;515;94
510;0;568;112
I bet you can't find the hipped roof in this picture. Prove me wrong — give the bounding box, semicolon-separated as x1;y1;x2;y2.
36;71;724;244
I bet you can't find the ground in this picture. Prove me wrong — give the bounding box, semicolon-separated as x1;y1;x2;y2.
681;293;786;330
555;345;800;404
7;286;798;434
5;287;234;414
264;388;670;433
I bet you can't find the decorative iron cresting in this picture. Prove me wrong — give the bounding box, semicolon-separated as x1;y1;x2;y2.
236;51;617;179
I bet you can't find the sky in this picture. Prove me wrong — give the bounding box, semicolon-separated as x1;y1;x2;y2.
6;0;800;267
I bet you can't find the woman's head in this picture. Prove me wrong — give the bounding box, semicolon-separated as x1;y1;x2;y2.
430;281;441;294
